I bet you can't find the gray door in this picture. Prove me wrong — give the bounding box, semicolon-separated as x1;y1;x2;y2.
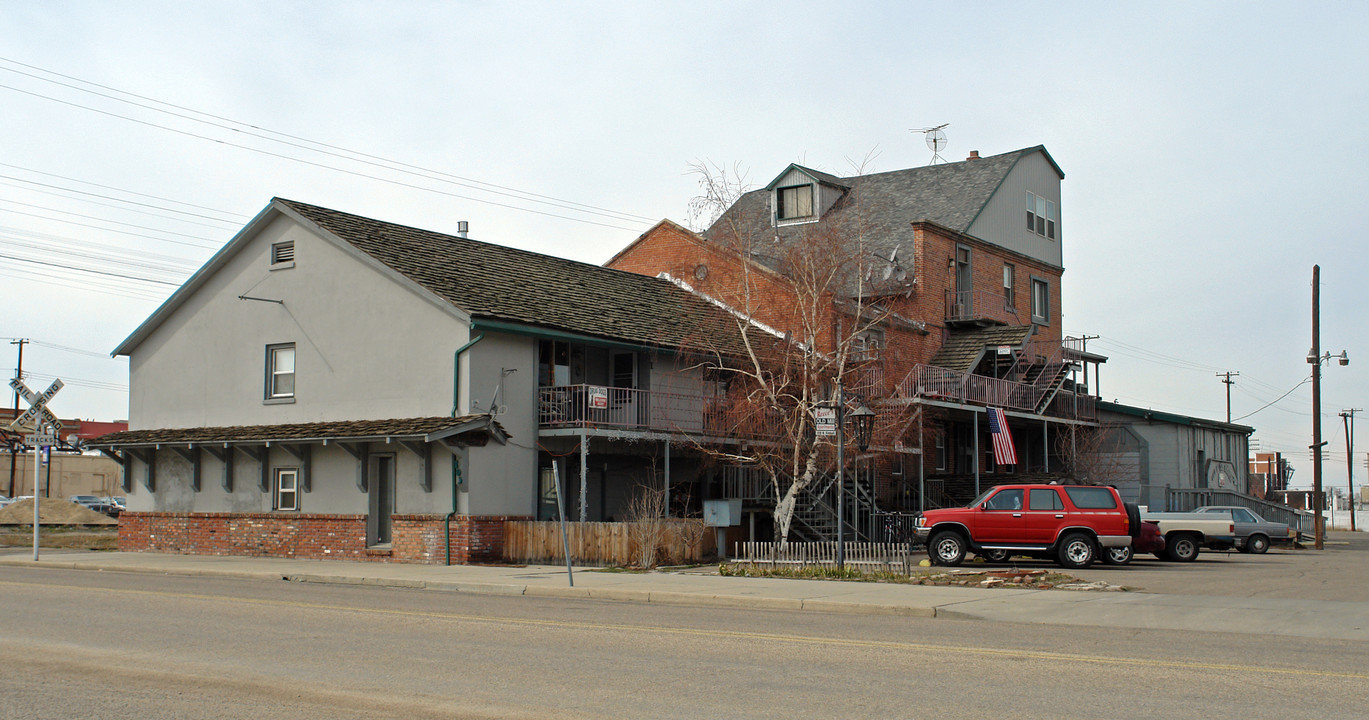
369;454;395;545
955;246;973;313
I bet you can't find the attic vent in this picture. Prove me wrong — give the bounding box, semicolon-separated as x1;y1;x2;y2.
271;241;295;265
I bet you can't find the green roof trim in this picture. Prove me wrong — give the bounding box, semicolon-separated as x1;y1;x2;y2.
1096;400;1254;434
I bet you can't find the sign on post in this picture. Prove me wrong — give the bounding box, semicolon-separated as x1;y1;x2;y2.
814;407;837;437
10;377;62;562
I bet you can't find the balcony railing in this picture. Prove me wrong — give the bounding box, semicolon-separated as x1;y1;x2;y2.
945;290;1020;326
901;364;1096;421
539;385;724;434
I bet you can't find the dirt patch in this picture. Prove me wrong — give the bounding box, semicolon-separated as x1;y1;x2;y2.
0;498;117;526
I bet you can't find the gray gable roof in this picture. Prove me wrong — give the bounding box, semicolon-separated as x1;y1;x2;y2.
276;199;744;352
705;146;1059;286
115;199;749;357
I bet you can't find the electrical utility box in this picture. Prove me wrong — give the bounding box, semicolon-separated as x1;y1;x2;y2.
703;499;743;527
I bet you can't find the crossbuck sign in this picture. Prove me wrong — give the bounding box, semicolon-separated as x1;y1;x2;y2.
9;376;62;562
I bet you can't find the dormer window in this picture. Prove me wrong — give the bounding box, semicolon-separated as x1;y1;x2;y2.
777;184;815;221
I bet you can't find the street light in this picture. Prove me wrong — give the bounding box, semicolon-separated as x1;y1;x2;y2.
836;395;877;570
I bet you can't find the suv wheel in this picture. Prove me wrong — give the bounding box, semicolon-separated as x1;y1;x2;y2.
980;549;1011;563
1057;532;1097;569
928;530;967;567
1166;533;1200;562
1247;534;1270;554
1102;545;1133;566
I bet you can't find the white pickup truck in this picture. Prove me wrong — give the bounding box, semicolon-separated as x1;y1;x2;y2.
1139;512;1236;562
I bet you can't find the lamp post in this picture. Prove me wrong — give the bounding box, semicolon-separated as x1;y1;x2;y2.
835;390;876;570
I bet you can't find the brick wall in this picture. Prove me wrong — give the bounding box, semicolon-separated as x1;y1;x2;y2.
609;221;1066;386
119;512;531;565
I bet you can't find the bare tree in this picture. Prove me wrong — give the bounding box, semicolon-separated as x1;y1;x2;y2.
674;161;919;545
1055;423;1138;486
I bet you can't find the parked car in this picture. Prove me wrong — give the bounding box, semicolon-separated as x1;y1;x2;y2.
1139;512;1235;562
103;496;127;508
85;501;122;518
68;494;101;508
915;484;1135;570
0;495;11;508
1192;506;1295;553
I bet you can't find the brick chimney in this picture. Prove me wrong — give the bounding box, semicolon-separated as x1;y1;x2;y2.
966;151;980;160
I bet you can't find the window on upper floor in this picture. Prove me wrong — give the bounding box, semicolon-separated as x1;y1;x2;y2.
273;468;299;511
1031;278;1050;324
271;240;295;268
1003;264;1016;309
851;329;884;362
1026;192;1056;240
265;343;296;401
776;184;815;221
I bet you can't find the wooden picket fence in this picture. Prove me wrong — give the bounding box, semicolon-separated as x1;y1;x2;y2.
503;520;716;567
734;541;921;575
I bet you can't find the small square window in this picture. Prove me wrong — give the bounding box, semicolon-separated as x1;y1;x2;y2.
266;344;296;399
777;184;814;221
274;468;299;511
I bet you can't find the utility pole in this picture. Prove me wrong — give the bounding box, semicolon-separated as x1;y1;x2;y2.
1341;409;1360;532
9;338;27;498
1310;265;1324;550
1216;371;1239;423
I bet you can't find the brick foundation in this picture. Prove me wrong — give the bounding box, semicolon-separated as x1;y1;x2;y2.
118;512;530;565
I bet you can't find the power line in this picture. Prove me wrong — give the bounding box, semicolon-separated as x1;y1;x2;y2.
0;57;656;224
0;80;647;232
0;197;220;243
0;162;248;219
0;176;240;228
1233;375;1312;422
0;205;222;249
0;252;182;286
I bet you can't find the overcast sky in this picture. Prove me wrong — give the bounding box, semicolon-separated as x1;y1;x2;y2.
3;2;1366;494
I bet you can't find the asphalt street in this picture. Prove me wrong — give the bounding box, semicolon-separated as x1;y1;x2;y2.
1;566;1366;719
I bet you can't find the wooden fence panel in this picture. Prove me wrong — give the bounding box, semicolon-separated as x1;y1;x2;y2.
503;520;715;567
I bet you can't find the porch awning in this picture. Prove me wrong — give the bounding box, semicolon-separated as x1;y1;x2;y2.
930;325;1034;372
87;415;509;450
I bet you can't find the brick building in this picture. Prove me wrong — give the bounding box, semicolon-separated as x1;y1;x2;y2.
608;147;1107;525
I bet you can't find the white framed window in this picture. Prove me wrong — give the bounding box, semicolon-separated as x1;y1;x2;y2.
776;184;815;221
266;343;296;400
1031;278;1050;323
935;431;947;471
274;468;299;511
851;329;884;362
271;241;295;267
1026;191;1057;239
1003;264;1015;309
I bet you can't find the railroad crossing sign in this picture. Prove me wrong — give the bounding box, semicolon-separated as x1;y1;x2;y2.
8;377;63;437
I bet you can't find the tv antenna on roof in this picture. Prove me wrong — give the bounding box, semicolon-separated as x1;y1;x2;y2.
913;123;949;165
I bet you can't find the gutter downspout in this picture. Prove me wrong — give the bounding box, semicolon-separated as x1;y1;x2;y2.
447;334;483;565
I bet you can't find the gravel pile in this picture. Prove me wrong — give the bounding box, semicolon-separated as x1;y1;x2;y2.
0;498;117;526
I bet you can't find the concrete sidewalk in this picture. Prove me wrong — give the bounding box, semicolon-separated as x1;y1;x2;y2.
2;550;1366;641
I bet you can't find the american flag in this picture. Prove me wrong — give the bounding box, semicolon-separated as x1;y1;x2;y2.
987;407;1018;466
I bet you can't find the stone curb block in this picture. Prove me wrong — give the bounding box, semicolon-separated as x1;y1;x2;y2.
800;600;936;617
523;585;592;599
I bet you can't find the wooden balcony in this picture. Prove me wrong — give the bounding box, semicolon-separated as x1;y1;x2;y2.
945;290;1020;327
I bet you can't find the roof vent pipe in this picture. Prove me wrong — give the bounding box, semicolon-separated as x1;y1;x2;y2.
456;221;469;238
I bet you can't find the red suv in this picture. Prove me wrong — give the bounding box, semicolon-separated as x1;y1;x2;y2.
914;484;1135;569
